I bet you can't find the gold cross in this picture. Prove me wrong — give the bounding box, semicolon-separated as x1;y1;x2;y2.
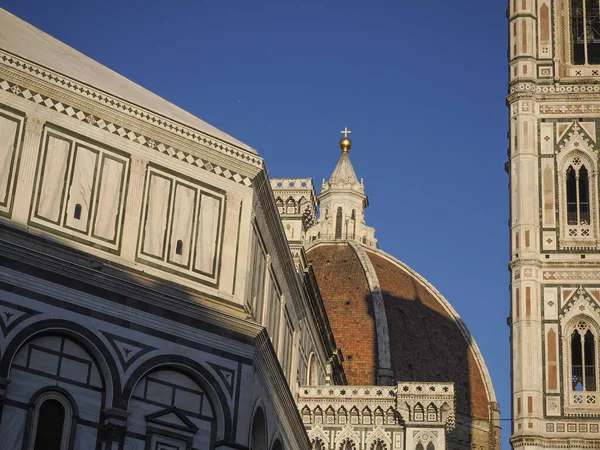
340;127;352;138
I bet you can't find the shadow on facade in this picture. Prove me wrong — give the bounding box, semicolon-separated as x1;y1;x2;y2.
378;280;494;450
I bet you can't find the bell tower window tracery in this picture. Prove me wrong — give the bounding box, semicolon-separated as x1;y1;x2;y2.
571;324;597;391
558;151;597;244
571;0;600;65
566;163;590;225
564;317;600;410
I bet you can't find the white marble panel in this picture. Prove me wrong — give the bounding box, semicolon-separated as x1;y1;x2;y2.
93;156;124;241
196;193;221;274
0;115;18;204
37;135;70;222
168;183;196;266
143;174;172;258
0;405;26;450
544;287;558;320
65;145;97;232
74;424;98;450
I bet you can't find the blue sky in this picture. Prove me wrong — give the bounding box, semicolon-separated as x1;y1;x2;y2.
2;0;511;446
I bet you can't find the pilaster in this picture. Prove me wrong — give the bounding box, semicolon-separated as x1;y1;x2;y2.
12;116;43;224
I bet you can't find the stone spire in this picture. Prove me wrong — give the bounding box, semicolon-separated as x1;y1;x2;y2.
307;129;377;247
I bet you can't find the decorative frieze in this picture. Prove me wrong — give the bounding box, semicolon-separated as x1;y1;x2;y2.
0;75;254;187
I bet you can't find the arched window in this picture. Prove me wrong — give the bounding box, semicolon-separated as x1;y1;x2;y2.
571;322;597;392
351;209;356;239
566;163;590;225
571;0;600;65
340;439;354;450
276;198;284;214
416;443;424;450
175;239;183;255
371;439;386;450
286;199;296;214
33;399;65;450
413;403;424;421
272;439;283;450
427;403;437;421
251;408;268;450
73;203;82;220
312;438;325;450
25;390;76;450
427;443;435;450
335;207;343;239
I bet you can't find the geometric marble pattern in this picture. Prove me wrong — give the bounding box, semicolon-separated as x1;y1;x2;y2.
101;331;156;372
0;298;40;337
0;74;253;187
207;362;236;397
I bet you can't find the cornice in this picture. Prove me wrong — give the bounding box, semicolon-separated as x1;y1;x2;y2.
0;51;262;187
508;81;600;105
0;230;263;340
511;434;600;448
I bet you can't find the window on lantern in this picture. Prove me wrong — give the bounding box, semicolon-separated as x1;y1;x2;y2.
572;0;600;65
571;322;597;392
566;163;590;225
335;207;343;239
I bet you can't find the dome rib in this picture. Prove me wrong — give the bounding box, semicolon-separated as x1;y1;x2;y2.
346;241;393;385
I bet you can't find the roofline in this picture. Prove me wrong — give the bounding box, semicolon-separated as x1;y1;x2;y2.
364;245;499;405
306;240;498;405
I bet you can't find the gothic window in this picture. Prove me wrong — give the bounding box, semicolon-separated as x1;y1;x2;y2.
413;403;424;421
427;443;435;450
340;439;355;450
335;207;343;239
571;322;597;392
312;439;325;450
566;164;590;225
416;444;424;450
427;403;438;421
351;209;356;239
286;199;296;214
571;0;600;64
370;439;386;450
276;198;284;214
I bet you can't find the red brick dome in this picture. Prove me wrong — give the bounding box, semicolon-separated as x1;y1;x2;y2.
307;241;499;449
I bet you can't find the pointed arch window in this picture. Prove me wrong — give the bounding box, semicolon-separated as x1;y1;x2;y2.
276;198;284;214
571;322;597;392
571;0;600;65
286;199;296;214
566;163;590;225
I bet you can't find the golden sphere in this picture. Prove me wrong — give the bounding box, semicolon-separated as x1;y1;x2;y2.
339;137;352;152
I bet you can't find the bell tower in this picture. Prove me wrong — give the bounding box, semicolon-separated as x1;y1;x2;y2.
508;1;600;448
